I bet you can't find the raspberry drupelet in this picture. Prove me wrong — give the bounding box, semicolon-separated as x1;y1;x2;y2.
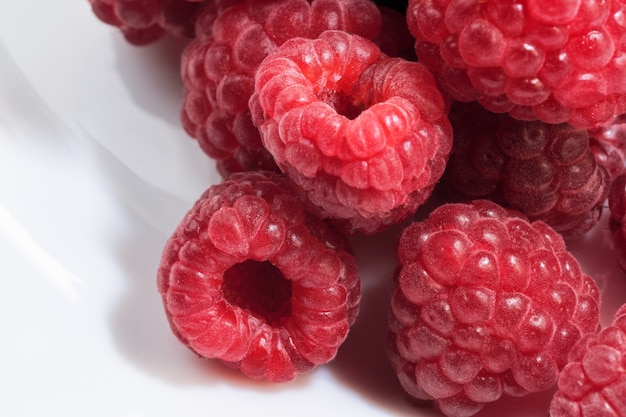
250;30;453;234
589;114;626;180
88;0;211;45
388;200;601;417
406;0;626;129
439;102;610;237
157;171;361;382
180;0;400;178
550;304;626;417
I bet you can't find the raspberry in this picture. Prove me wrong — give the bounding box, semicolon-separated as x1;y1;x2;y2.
388;200;601;417
406;0;626;129
250;30;452;234
589;114;626;180
608;173;626;271
180;0;388;178
88;0;210;45
549;304;626;417
439;102;610;236
157;171;361;382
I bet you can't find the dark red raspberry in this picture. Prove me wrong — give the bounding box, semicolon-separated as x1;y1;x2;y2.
250;30;452;234
407;0;626;129
550;304;626;417
88;0;210;45
157;171;361;382
439;102;610;237
608;172;626;271
388;200;601;417
589;114;626;180
180;0;387;178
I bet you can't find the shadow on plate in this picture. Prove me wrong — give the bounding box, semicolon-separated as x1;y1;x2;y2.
111;34;189;128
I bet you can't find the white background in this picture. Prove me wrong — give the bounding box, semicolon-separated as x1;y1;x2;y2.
1;1;625;416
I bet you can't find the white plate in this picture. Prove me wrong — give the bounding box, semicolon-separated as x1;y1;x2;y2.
1;2;625;416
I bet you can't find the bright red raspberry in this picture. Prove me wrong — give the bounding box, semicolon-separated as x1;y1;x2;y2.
388;200;601;417
157;171;361;382
407;0;626;129
250;30;452;234
439;102;610;237
550;304;626;417
88;0;210;45
180;0;387;178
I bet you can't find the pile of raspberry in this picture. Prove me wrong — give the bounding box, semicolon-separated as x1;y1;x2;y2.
88;1;626;416
407;0;626;129
88;0;213;44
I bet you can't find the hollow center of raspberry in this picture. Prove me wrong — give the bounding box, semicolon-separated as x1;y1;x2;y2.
222;260;292;327
318;90;363;120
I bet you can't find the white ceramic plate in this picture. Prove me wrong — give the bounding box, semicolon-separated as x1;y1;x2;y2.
1;2;625;416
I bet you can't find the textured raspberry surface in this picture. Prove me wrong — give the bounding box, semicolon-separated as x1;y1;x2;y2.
439;102;610;236
589;114;626;180
180;0;391;178
407;0;626;129
250;30;452;234
89;0;210;45
157;171;361;382
388;200;601;417
550;304;626;417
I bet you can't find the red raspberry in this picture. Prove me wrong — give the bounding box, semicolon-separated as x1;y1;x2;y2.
388;200;601;417
589;114;626;180
608;173;626;271
88;0;211;45
180;0;387;178
407;0;626;129
157;171;361;382
250;30;453;234
550;304;626;417
439;102;610;237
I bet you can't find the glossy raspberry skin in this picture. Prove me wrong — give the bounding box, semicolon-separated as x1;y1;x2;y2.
407;0;626;129
550;304;626;417
439;102;610;237
157;171;361;382
388;200;601;417
180;0;385;178
250;30;452;234
88;0;210;45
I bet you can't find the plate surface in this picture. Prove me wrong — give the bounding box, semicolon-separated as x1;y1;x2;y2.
1;2;625;416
